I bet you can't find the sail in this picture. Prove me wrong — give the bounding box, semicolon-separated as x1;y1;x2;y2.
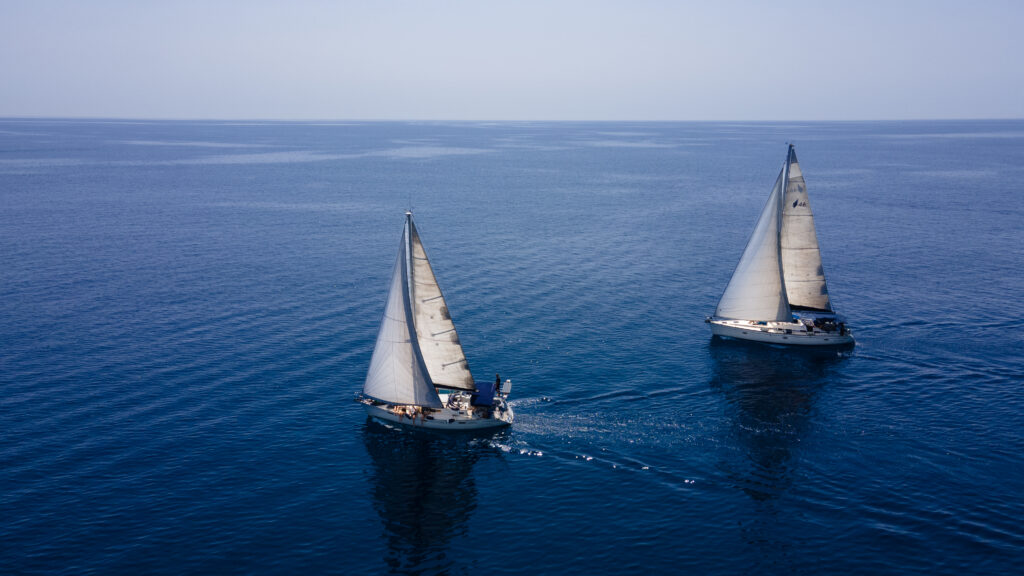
715;164;791;322
363;229;443;408
780;147;832;311
407;216;476;391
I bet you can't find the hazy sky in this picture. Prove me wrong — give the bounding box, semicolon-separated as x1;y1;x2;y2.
2;0;1022;121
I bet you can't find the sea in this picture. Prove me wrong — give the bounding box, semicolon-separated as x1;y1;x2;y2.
2;119;1022;575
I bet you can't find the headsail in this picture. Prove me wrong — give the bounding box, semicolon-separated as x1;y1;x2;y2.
780;146;832;311
407;216;476;391
363;222;443;408
714;161;792;322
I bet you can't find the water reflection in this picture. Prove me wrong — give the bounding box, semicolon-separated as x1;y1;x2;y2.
708;340;848;570
709;339;845;501
361;419;501;574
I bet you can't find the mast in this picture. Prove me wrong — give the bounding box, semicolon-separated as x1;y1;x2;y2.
776;145;792;312
402;212;436;393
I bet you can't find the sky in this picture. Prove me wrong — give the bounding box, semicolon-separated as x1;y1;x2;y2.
1;0;1022;121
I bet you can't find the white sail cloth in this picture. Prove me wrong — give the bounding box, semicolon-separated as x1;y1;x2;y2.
408;219;475;391
715;145;834;321
363;213;473;408
363;234;442;408
715;166;790;321
780;150;832;311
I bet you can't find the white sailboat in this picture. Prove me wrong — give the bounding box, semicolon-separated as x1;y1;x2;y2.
359;212;514;429
707;145;854;346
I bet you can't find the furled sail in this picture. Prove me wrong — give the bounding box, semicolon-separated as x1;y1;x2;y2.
780;147;832;311
363;227;443;408
407;216;476;391
715;164;792;322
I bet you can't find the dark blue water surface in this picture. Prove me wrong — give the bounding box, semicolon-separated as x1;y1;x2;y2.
2;120;1023;575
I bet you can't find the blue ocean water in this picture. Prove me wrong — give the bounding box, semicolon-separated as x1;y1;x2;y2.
1;119;1022;575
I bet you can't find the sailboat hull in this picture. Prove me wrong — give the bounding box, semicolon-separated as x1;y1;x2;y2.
708;318;854;347
361;400;513;431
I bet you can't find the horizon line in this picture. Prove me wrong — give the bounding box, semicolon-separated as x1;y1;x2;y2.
2;115;1023;124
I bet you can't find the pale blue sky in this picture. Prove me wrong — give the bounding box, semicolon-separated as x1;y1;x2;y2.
2;0;1021;120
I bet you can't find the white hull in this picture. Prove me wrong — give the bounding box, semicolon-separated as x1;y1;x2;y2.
708;318;854;347
361;399;513;431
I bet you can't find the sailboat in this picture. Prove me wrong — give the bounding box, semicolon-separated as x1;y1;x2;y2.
359;211;514;429
706;145;854;346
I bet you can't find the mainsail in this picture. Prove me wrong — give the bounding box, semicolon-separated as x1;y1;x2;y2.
363;213;473;407
780;147;832;311
407;217;475;391
714;161;792;322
